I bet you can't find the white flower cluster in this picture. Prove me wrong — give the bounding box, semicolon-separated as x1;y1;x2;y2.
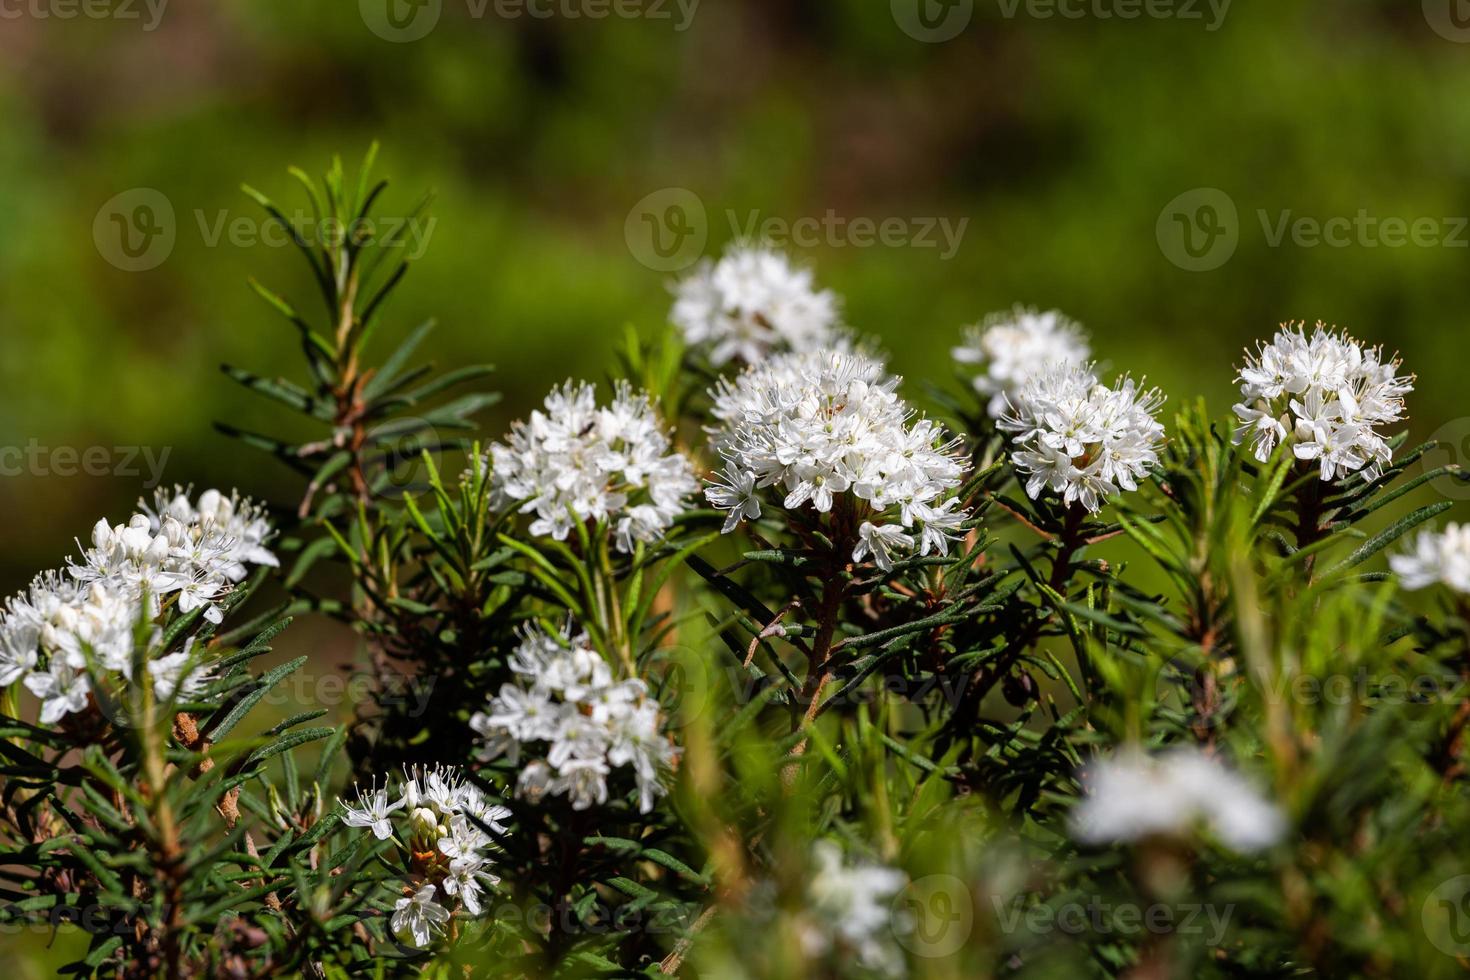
1233;322;1412;482
799;841;909;978
671;244;846;366
1070;747;1284;853
0;488;277;726
999;364;1166;513
341;764;511;949
72;487;279;624
1390;523;1470;594
952;306;1091;419
705;350;969;570
470;627;675;813
485;381;699;552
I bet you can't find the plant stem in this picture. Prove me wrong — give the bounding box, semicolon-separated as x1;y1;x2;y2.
783;536;852;782
953;505;1086;737
139;675;186;979
1434;599;1470;783
1294;466;1328;584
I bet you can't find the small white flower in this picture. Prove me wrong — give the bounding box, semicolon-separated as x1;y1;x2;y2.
1232;322;1411;482
552;757;612;810
705;349;969;570
1390;523;1470;594
852;522;915;569
1000;364;1166;514
473;626;675;813
517;760;554;804
480;381;698;553
1070;747;1284;853
148;640;214;702
704;466;762;533
671;244;846;366
392;884;451;949
403;763;467;816
438;814;492;863
801;841;909;978
953;306;1091;419
606;700;676;813
547;712;610;769
442;858;497;916
482;682;559;736
458;795;513;837
24;658;91;725
176;576;228;624
0;619;38;687
342;780;406;841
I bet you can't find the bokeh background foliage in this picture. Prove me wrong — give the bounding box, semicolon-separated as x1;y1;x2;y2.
7;0;1470;576
4;0;1470;971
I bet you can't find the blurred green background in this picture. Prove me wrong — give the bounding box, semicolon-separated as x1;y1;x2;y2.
5;0;1470;973
5;0;1470;678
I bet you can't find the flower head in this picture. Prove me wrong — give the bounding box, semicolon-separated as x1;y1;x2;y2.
1070;747;1284;853
1390;523;1470;594
705;350;970;570
953;306;1091;418
999;364;1165;513
800;841;909;978
71;487;278;623
1;573;135;699
0;489;276;728
671;244;846;366
482;381;698;552
1232;322;1412;481
470;625;675;813
343;765;508;947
